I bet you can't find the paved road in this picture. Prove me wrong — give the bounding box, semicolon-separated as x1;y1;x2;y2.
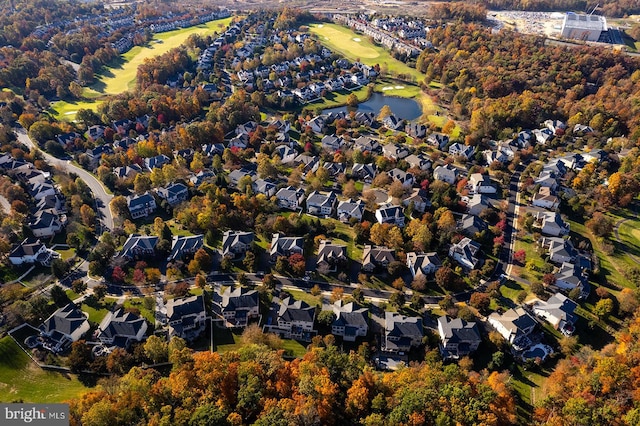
15;126;114;231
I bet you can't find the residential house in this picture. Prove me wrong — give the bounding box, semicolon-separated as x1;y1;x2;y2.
406;252;442;277
127;192;157;219
375;204;405;227
382;143;410;160
362;245;395;272
541;237;577;264
533;128;555;145
382;114;403;131
321;134;345;152
534;171;559;192
144;154;171;171
449;237;482;270
388;168;414;188
39;303;90;353
96;308;148;349
113;165;142;179
484;149;510;165
467;194;490;217
270;234;304;261
532;293;578;335
402;188;430;213
306;190;338;218
384;312;423;352
437;316;482;360
433;164;458;184
488;307;537;349
469;173;496;194
535;211;570;236
457;214;487;238
354;111;375;127
330;300;369;342
118;234;158;260
405;154;431;171
573;124;594;135
85;144;113;169
316;240;347;272
351;163;377;183
29;211;64;238
253;178;278;197
190;170;216;188
202;143;225;157
405;123;427;139
264;297;317;341
307;115;327;134
276;186;305;210
544;119;567;135
274;145;297;164
87;125;106;141
337;199;366;222
29;182;56;201
167;235;204;262
228;168;257;187
555;262;588;292
532;187;560;210
9;238;59;266
353;136;381;153
35;194;65;216
222;230;254;260
449;143;475;160
323;162;346;178
166;295;207;341
156;182;189;206
57;132;81;148
427;133;450;150
212;286;260;328
293;154;320;175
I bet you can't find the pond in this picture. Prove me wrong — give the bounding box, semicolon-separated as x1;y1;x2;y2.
323;92;422;121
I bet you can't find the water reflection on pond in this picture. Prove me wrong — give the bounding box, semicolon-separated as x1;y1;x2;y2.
323;92;422;121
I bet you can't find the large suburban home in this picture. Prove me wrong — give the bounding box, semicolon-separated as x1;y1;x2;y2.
35;194;66;216
228;168;257;188
405;122;427;139
437;316;482;360
449;237;482;271
127;192;157;219
86;144;114;169
9;238;59;266
427;133;450;150
532;187;560;210
457;214;487;238
323;162;346;178
384;312;423;352
29;181;56;201
144;154;171;171
405;154;432;171
253;178;278;197
330;300;369;342
270;234;304;261
316;240;347;272
541;237;577;264
468;173;496;194
433;164;458;184
168;235;204;262
321;134;346;152
190;170;216;188
555;262;589;292
382;143;410;160
448;143;475;160
222;230;254;260
406;252;442;277
351;163;377;183
276;186;305;210
29;211;64;238
388;168;414;188
156;182;189;206
353;136;381;153
467;194;490;217
535;211;570;236
337;199;366;223
306;190;338;218
532;293;578;335
293;154;320;175
382;114;404;131
212;286;260;328
118;234;158;261
166;295;207;341
402;188;431;213
362;245;395;272
264;296;317;342
96;308;148;350
39;303;90;353
114;165;142;180
488;307;537;349
375;204;405;227
274;145;297;164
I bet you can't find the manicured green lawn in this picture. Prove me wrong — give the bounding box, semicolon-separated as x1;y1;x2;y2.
56;248;76;261
308;86;369;109
80;301;112;325
0;337;88;403
309;23;424;82
49;99;101;121
122;297;156;326
284;289;322;307
281;339;308;357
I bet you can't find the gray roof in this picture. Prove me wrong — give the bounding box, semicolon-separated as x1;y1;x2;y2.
168;235;204;261
127;192;155;211
276;297;315;323
97;308;147;344
332;301;368;328
533;293;578;324
40;303;88;338
270;234;304;257
9;238;45;258
119;234;158;259
166;295;206;322
215;286;259;311
385;312;423;338
222;231;254;256
437;315;481;344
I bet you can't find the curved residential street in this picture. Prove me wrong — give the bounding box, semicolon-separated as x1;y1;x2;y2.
15;126;114;231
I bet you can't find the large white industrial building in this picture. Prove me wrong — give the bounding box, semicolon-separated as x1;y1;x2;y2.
561;12;607;42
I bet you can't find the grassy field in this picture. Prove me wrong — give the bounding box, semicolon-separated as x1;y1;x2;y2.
310;23;423;82
0;337;88;403
50;17;233;120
